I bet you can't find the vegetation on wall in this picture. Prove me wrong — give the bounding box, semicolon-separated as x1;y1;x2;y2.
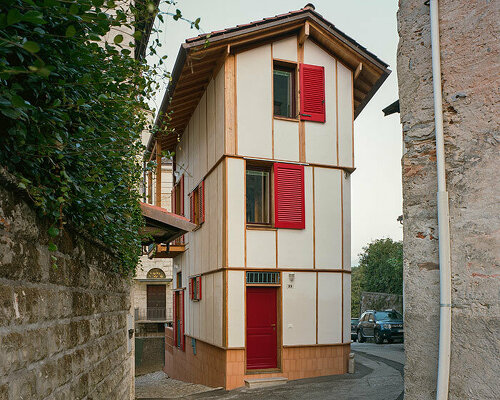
351;238;403;317
0;0;199;274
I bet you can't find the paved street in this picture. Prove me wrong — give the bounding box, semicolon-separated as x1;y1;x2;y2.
136;343;404;400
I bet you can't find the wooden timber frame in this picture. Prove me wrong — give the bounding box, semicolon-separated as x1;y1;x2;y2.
147;5;390;156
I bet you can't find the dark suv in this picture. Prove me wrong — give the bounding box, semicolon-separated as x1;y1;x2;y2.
357;309;404;344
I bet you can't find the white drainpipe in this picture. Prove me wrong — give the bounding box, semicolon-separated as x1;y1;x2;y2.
429;1;452;399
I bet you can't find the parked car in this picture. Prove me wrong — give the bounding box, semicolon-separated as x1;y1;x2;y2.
356;309;404;344
351;318;359;341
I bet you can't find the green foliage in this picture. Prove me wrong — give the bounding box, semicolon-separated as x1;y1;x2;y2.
351;238;403;317
0;0;197;274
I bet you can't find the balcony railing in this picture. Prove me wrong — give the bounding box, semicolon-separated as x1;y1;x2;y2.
134;307;172;322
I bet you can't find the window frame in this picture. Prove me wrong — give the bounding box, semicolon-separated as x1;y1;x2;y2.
189;180;205;228
245;162;274;228
273;60;298;120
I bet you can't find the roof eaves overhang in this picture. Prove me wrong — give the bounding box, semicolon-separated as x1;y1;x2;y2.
148;8;390;154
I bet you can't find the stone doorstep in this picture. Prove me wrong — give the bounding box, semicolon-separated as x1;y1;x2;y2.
244;377;288;389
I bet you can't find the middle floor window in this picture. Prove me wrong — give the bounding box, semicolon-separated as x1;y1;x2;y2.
246;166;271;225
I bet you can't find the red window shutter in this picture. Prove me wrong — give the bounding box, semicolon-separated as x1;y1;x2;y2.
274;163;305;229
189;193;194;223
173;291;177;347
189;278;193;300
180;175;185;216
180;290;185;351
198;276;202;300
300;63;325;122
198;181;205;224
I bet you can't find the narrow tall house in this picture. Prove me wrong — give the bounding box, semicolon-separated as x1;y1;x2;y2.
149;4;389;389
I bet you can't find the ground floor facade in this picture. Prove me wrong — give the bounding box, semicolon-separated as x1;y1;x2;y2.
164;268;350;390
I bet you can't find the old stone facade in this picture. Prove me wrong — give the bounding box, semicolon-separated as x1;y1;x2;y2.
397;1;499;399
0;170;134;399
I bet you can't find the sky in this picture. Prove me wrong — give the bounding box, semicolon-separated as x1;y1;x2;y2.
147;0;403;267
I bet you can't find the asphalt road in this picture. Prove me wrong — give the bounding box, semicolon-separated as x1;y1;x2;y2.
186;343;404;400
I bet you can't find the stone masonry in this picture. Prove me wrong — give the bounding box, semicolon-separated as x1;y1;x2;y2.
397;1;499;399
0;169;134;399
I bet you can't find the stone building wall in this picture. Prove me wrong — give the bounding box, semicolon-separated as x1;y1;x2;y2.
0;170;134;399
397;1;499;399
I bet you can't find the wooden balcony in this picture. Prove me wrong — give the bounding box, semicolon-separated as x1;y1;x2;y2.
153;242;186;258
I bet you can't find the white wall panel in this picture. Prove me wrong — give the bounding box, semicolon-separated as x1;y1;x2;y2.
274;119;299;161
318;273;342;344
277;166;313;268
199;92;208;176
272;35;297;62
342;173;351;271
217;164;223;268
227;158;245;268
215;67;225;161
213;271;223;347
314;167;342;268
304;40;337;165
246;230;276;268
227;270;245;348
204;274;214;343
337;62;353;167
207;79;216;168
343;273;351;342
283;272;316;345
237;45;273;158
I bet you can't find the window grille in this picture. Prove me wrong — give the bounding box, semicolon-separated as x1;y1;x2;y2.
246;271;280;284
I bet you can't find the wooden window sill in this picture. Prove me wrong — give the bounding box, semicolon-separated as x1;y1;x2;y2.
246;225;276;231
274;115;299;123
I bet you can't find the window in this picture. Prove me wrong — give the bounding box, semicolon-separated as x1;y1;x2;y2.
273;63;296;118
176;271;182;289
246;166;271;225
147;268;166;279
299;63;325;122
189;181;205;226
189;276;202;301
171;174;184;216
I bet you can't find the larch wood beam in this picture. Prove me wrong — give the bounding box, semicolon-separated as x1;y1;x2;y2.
155;140;162;207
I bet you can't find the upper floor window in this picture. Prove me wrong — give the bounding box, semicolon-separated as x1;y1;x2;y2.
189;181;205;226
246;163;305;229
246;166;271;225
273;63;296;118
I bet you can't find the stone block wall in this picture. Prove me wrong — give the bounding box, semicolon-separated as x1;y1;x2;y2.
360;292;403;314
397;1;499;399
0;170;134;399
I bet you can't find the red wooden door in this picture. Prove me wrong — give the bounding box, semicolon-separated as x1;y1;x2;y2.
246;287;278;370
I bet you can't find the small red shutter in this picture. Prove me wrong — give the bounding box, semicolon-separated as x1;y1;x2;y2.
300;63;325;122
198;181;205;224
274;163;305;229
173;291;177;347
189;278;193;300
180;175;185;216
180;290;185;351
198;276;202;300
171;187;176;215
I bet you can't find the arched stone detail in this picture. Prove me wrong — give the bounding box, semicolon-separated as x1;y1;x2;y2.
147;268;166;279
